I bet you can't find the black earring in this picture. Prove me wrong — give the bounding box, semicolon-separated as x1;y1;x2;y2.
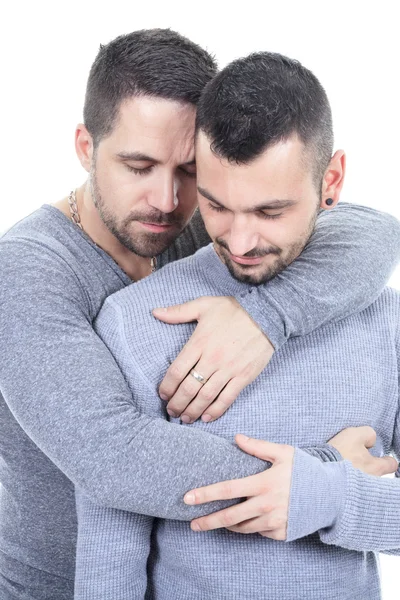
325;198;334;206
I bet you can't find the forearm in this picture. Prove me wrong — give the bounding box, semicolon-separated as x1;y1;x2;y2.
238;204;400;348
0;241;269;519
287;449;400;552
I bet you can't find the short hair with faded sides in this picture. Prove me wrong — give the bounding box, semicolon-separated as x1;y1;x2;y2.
84;28;217;147
196;51;334;191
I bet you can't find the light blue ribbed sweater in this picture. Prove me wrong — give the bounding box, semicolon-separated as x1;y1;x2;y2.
75;244;400;600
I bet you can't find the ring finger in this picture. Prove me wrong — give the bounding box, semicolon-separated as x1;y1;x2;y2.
166;365;215;418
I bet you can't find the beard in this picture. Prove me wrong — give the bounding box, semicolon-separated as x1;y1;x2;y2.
215;211;319;286
89;166;187;258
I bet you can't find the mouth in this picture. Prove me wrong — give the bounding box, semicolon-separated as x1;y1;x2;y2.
228;253;265;266
138;222;175;233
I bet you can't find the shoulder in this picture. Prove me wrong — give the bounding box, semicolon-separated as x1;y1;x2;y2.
104;246;213;316
2;205;79;263
0;206;90;309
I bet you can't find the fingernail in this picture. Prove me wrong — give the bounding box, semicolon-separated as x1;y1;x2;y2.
153;307;166;313
191;522;201;531
160;393;168;401
202;414;212;422
167;409;177;418
184;493;196;505
180;415;192;424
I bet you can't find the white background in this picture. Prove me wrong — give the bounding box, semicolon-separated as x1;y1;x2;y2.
1;0;399;597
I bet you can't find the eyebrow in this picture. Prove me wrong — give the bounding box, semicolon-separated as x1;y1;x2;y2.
117;152;196;166
197;186;296;212
116;152;160;163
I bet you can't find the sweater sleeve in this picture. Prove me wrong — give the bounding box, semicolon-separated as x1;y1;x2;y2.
285;320;400;552
236;204;400;349
0;237;271;518
74;490;152;600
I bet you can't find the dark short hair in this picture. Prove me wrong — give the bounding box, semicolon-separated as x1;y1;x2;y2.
84;28;217;146
196;52;334;190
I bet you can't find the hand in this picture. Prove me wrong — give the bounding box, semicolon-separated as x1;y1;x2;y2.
153;297;274;423
183;434;294;540
328;426;398;476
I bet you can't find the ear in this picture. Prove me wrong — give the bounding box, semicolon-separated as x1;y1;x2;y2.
75;124;94;173
320;150;346;209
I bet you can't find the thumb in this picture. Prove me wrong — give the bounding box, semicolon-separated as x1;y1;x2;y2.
235;433;283;463
358;426;377;449
372;455;398;476
152;299;203;324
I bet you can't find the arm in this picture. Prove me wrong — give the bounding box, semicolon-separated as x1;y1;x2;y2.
285;327;400;552
0;238;268;518
286;450;400;553
238;203;400;348
74;490;153;600
157;204;400;420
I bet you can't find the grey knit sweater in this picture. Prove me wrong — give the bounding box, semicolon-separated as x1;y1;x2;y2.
0;204;399;599
75;244;400;600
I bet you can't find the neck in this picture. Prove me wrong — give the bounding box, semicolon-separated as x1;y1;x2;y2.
56;183;154;281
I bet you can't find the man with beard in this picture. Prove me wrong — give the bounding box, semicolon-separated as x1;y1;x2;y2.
1;31;399;600
74;51;400;600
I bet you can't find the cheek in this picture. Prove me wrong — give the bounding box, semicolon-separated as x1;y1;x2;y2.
259;215;306;248
100;167;151;204
269;209;316;248
206;212;233;239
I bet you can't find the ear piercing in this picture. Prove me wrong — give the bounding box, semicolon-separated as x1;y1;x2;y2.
325;198;334;206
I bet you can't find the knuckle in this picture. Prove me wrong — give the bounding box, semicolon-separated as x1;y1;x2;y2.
181;379;199;397
220;511;235;528
221;482;234;497
168;362;187;382
260;502;273;515
214;394;234;409
197;387;217;404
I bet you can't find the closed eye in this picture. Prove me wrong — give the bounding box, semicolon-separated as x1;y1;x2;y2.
208;202;225;212
126;165;154;176
259;211;283;220
179;166;197;178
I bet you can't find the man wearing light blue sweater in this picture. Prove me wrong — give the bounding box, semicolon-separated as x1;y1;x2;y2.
74;52;400;599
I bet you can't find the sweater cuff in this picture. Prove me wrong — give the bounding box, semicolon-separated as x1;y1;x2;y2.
301;444;343;463
286;448;347;542
236;288;290;350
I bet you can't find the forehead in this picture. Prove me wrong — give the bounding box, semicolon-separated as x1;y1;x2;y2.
102;96;197;161
196;132;314;205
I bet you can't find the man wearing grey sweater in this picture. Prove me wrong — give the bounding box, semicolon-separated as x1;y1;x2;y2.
74;52;400;599
1;31;400;600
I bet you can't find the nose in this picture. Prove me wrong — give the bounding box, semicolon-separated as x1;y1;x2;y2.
226;215;260;256
148;174;179;214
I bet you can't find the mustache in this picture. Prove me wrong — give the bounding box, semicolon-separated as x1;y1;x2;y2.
216;238;281;257
122;211;183;227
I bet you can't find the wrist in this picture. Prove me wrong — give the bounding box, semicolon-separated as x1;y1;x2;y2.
237;288;286;350
286;448;347;542
301;444;343;463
